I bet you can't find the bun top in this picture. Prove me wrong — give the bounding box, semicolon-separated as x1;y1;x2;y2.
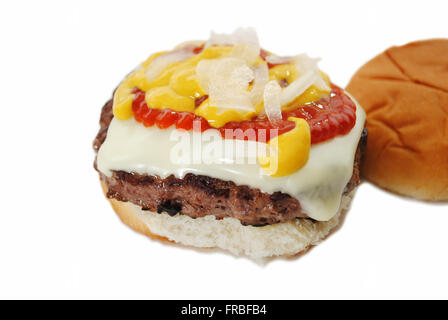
346;39;448;201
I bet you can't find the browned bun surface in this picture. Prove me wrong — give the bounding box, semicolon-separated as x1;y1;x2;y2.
346;39;448;201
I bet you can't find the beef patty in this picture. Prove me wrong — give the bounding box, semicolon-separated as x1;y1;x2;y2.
94;97;367;226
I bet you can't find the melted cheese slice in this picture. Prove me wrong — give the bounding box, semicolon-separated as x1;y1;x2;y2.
97;93;366;222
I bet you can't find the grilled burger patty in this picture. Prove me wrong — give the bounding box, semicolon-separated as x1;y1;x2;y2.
94;98;367;226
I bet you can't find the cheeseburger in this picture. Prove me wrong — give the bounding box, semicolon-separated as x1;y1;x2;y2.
93;28;367;259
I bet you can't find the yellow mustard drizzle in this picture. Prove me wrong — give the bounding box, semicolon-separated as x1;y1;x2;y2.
257;117;311;177
112;45;330;177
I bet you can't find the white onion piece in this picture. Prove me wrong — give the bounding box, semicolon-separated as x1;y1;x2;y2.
293;54;330;91
263;80;283;125
265;55;294;65
250;64;269;106
314;75;331;91
206;27;260;48
294;53;319;73
197;57;255;112
212;58;254;87
280;71;317;106
231;43;260;65
210;59;254;111
145;49;195;83
196;59;216;92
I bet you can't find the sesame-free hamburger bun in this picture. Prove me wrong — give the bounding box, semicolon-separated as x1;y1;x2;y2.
346;39;448;201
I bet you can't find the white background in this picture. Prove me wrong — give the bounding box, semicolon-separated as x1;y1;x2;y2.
0;0;447;299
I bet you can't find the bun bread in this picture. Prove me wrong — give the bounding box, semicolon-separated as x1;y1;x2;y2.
346;39;448;201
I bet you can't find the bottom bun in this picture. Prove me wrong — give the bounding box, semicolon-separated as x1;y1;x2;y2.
101;181;354;259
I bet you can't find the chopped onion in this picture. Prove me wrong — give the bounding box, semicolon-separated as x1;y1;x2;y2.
263;80;283;125
293;54;330;91
211;58;254;111
145;49;195;83
294;53;319;73
313;75;331;91
265;55;294;65
231;43;260;65
197;57;255;112
250;64;269;106
206;27;260;48
280;71;317;106
197;28;264;111
196;59;216;92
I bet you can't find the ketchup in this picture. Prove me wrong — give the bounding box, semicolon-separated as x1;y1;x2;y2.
131;85;356;145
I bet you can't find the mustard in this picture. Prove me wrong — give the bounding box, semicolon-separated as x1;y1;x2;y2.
258;117;311;177
112;45;329;177
113;46;329;123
